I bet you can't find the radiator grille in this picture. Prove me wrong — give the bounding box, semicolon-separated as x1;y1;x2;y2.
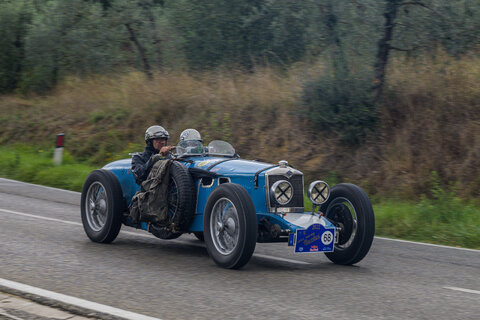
267;174;304;208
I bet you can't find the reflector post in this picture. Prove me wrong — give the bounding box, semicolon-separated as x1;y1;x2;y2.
53;133;64;166
56;133;64;148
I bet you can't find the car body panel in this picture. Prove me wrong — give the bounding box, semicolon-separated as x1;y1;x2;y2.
103;155;312;234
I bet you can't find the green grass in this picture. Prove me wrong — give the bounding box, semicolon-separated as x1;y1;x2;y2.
0;144;94;192
1;144;479;250
374;198;480;249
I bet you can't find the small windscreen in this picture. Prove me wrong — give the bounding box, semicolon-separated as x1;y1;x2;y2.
208;140;235;157
176;140;204;157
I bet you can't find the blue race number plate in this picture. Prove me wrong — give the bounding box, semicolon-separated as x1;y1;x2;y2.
290;223;335;253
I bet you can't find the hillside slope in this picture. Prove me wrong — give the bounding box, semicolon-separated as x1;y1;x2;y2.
1;54;479;199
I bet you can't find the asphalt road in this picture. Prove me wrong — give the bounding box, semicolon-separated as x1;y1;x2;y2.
0;178;479;320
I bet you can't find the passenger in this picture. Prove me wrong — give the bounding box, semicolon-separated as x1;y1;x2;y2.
178;128;204;154
180;128;202;143
131;125;173;185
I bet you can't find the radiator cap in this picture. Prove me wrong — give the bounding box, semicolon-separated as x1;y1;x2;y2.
278;160;288;168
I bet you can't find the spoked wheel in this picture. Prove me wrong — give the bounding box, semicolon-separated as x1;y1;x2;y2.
321;183;375;265
81;170;124;243
149;161;195;240
204;183;257;269
210;198;240;255
85;182;108;232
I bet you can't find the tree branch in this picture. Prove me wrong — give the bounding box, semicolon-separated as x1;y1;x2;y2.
125;23;153;79
400;1;428;9
389;45;410;52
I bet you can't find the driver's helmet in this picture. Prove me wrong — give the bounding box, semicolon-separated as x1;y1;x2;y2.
180;128;202;143
145;125;169;143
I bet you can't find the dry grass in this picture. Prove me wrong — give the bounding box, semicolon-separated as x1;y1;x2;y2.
1;53;479;198
372;51;480;197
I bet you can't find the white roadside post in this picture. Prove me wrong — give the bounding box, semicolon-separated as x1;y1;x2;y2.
53;133;64;166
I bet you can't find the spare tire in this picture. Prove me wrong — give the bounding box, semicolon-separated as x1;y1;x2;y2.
150;161;196;239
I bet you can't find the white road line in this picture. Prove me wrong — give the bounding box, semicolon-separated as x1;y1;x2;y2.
0;178;79;195
0;208;311;265
0;208;81;226
0;278;161;320
444;286;480;295
253;254;311;265
375;236;480;253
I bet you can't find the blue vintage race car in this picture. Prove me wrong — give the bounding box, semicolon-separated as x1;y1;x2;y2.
81;140;375;269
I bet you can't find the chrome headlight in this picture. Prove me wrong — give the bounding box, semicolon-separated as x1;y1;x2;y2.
308;180;330;205
270;180;293;205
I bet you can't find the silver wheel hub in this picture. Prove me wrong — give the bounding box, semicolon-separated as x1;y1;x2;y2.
85;181;108;232
210;198;239;255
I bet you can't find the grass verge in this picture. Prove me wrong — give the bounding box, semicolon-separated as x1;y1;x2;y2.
0;144;94;192
374;199;480;249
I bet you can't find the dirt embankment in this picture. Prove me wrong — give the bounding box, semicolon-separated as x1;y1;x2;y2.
1;54;479;199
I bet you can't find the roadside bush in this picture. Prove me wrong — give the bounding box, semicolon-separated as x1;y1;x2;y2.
302;72;378;144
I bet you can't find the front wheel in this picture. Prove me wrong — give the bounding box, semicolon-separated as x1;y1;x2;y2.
204;183;257;269
321;183;375;265
81;170;125;243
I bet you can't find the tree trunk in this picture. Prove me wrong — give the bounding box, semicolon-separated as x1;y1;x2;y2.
125;23;153;79
373;0;401;100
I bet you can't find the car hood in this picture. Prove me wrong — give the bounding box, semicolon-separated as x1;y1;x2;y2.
103;157;277;176
190;157;273;176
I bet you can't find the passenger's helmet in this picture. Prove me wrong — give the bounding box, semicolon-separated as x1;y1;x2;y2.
180;128;202;142
145;125;169;142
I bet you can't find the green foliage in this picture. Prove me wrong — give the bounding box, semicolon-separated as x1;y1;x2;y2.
0;0;478;93
390;0;480;56
0;0;32;92
302;69;378;144
20;0;126;92
166;0;317;68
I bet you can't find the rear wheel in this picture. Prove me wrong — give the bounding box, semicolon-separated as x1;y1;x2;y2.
204;183;257;269
321;183;375;265
81;170;124;243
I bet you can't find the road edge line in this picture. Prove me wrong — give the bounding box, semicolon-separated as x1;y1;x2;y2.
375;236;480;253
0;178;80;195
444;286;480;295
0;278;161;320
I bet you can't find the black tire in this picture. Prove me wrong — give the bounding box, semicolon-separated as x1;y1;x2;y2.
81;170;124;243
320;183;375;265
204;183;257;269
193;232;204;241
150;161;195;239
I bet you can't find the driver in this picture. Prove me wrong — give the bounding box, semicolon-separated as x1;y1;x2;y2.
132;125;173;185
